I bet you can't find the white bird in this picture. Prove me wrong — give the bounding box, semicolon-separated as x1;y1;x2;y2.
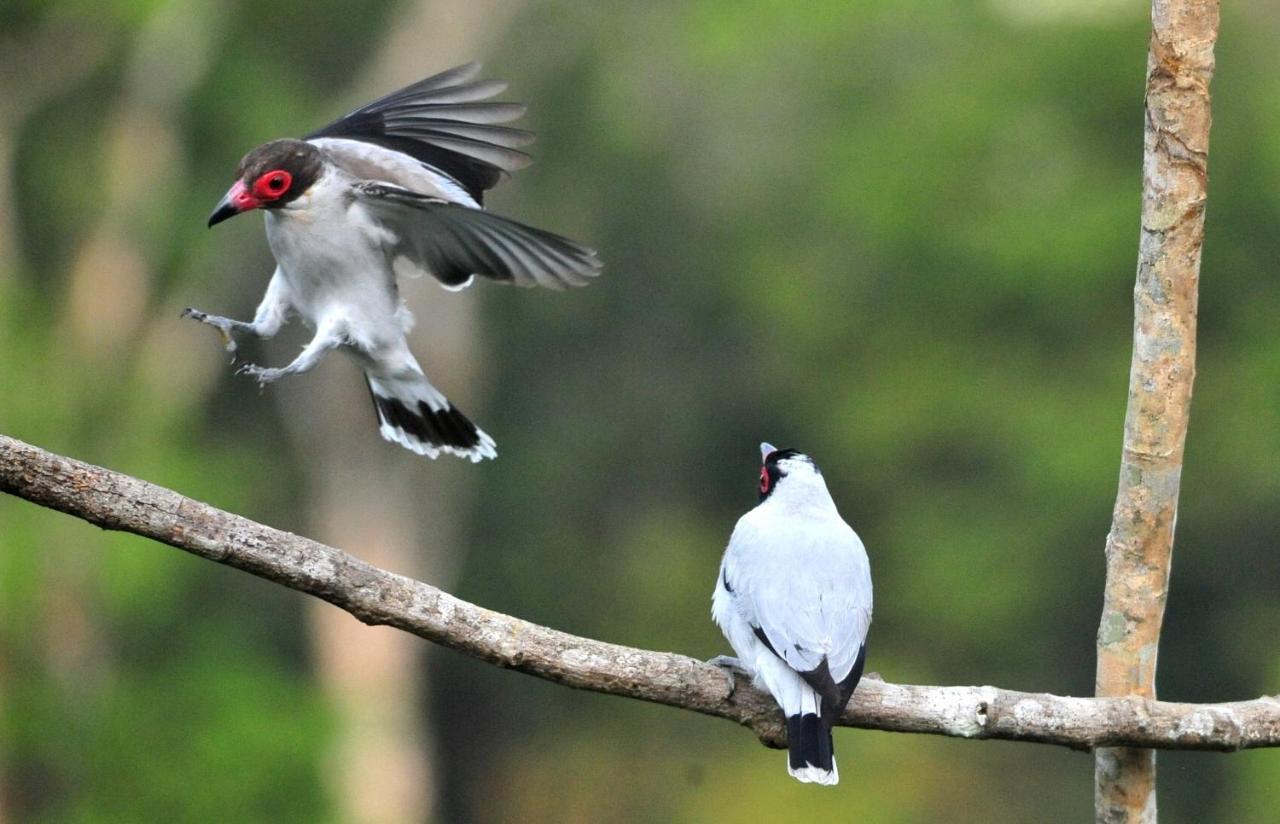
184;63;602;461
711;443;873;785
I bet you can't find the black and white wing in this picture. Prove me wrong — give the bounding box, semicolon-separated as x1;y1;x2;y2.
724;518;872;723
307;62;532;204
351;182;602;291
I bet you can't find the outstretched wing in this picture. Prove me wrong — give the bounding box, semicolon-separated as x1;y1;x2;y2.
351;182;602;291
307;62;533;204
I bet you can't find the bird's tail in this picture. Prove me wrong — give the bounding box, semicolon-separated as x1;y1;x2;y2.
364;367;496;462
786;691;839;785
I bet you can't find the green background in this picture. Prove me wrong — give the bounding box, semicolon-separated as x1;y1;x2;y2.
2;1;1279;821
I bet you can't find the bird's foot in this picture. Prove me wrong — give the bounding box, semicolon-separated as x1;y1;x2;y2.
236;362;284;387
182;307;239;355
707;655;745;698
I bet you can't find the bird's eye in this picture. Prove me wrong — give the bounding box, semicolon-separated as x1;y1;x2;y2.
759;466;770;494
252;170;293;200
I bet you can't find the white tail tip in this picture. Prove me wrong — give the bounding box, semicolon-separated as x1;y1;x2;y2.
788;758;839;785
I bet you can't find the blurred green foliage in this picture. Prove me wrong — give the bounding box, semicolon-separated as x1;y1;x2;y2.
2;1;1280;822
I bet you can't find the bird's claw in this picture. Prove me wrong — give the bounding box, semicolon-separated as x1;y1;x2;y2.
707;655;744;698
236;362;282;387
182;307;238;354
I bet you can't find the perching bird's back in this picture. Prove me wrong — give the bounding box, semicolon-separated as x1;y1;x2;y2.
712;443;872;784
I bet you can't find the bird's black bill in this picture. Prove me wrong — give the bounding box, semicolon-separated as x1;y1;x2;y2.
207;195;240;228
208;180;263;227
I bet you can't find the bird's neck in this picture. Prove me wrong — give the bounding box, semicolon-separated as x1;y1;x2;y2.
765;479;838;517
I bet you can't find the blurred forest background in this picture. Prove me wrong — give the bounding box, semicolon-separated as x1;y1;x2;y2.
1;0;1279;822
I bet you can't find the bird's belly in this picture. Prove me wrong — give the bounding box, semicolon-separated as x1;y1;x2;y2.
266;215;396;327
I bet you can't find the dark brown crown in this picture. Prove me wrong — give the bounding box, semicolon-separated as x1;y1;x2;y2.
236;139;323;206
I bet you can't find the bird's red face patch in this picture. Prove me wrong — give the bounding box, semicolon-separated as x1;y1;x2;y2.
252;169;293;202
210;139;320;227
226;180;260;210
758;447;801;502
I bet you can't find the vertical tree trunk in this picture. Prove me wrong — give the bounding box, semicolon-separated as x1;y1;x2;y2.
1094;2;1219;822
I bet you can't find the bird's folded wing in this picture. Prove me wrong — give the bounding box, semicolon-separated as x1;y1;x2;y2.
307;62;533;203
352;182;602;290
726;526;872;688
755;595;871;687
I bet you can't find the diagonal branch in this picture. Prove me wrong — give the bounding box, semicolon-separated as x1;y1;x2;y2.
3;433;1279;753
1094;1;1219;821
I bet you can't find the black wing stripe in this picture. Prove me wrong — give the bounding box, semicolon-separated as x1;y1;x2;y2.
391;79;508;105
381;130;531;171
824;643;867;726
362;66;490;107
489;223;599;285
443;219;508;277
328;64;489;121
463;225;526;282
481;215;598;268
382;119;535;148
380;101;527;124
752;625;779;658
519;231;600;284
797;658;843;714
465;222;548;285
365;81;506;113
308;64;531;201
353;183;601;289
432;203;599;283
490;225;584;288
381;61;484;97
468;220;571;288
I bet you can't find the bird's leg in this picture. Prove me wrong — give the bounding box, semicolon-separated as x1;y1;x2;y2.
707;655;746;697
182;271;291;356
181;308;253;354
237;323;343;388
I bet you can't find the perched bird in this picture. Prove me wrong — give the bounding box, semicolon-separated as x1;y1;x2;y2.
184;63;601;461
711;443;872;785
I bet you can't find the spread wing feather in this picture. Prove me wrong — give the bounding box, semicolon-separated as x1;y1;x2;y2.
307;62;532;203
351;182;601;290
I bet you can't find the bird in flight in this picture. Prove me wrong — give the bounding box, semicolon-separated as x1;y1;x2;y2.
711;443;873;784
184;63;602;461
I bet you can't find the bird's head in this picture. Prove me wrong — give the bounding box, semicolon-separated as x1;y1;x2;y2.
757;442;824;503
208;139;323;227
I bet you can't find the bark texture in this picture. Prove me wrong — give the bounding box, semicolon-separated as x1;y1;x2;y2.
5;434;1279;754
1094;1;1219;821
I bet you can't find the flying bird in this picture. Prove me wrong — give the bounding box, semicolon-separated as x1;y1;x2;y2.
184;63;602;461
711;443;872;785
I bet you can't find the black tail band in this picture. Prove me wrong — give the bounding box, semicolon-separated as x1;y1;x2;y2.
787;713;834;771
373;394;481;450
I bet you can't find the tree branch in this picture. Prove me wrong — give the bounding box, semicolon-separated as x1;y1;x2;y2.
1094;1;1218;821
4;433;1279;753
